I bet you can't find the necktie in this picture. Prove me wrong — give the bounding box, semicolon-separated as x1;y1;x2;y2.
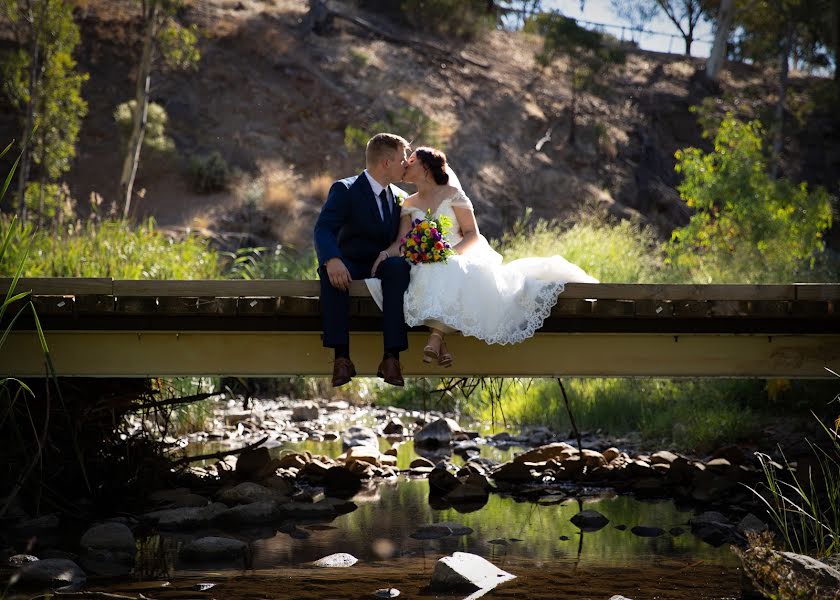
379;188;392;229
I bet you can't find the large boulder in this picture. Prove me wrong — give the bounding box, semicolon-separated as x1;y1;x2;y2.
143;503;228;529
79;522;136;575
235;447;272;479
12;559;86;591
218;482;277;505
429;552;515;592
414;418;462;447
513;443;575;464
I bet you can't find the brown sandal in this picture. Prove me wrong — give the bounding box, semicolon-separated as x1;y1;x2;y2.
423;331;443;364
438;340;453;368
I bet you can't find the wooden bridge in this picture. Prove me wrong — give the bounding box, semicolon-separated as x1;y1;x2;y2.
1;278;838;378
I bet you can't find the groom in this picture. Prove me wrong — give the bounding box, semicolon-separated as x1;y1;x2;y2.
314;133;411;387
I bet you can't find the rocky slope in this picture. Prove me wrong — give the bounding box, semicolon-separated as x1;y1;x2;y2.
1;0;838;247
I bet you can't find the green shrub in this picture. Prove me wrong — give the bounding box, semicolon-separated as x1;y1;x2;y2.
190;151;230;193
114;100;175;155
667;114;834;283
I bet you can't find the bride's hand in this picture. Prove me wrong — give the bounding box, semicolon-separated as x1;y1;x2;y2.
371;250;389;277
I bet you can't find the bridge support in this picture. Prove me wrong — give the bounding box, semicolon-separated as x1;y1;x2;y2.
2;331;838;378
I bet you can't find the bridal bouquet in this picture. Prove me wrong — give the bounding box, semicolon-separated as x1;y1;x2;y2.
401;210;455;265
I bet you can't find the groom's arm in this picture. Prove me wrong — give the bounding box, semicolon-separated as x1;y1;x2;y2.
314;181;352;266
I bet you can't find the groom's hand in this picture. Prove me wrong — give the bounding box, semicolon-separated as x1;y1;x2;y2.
325;258;351;291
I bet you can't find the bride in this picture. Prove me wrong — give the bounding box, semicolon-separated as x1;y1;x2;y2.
366;147;598;367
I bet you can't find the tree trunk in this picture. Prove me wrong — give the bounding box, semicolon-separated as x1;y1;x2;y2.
706;0;733;81
119;0;157;220
684;34;692;56
771;29;793;179
16;0;44;220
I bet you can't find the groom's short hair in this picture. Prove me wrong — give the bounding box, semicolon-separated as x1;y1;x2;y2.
366;133;410;165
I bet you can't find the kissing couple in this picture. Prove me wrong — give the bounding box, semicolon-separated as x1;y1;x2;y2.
314;133;598;388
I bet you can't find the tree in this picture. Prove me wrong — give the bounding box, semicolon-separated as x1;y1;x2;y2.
705;0;734;80
654;0;708;55
731;0;833;175
0;0;88;223
667;115;833;283
119;0;199;219
528;13;625;144
609;0;660;44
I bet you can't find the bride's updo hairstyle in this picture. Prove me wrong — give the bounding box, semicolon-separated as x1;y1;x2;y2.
415;147;449;185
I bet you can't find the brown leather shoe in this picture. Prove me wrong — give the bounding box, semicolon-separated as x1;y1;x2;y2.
331;357;356;387
377;356;404;387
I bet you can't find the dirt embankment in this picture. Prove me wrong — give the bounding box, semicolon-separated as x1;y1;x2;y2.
1;0;838;247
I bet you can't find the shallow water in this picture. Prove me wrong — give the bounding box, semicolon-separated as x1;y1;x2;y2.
123;439;744;599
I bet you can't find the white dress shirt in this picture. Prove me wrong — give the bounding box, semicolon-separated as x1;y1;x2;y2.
364;169;389;222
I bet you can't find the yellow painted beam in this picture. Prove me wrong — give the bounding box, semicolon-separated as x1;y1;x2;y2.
2;331;839;378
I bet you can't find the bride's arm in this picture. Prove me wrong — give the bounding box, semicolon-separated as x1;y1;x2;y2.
371;212;413;276
452;207;480;255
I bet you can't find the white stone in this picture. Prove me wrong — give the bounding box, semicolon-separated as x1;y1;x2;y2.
430;552;515;594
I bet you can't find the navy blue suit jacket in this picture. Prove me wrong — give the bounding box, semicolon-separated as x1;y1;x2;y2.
313;172;402;268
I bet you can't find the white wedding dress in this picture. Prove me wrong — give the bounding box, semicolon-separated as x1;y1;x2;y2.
366;188;599;345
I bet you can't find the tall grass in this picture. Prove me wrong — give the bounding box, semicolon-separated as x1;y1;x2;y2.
0;215;221;278
496;212;664;283
747;411;840;558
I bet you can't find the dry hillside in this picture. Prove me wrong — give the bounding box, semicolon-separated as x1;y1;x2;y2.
1;0;838;248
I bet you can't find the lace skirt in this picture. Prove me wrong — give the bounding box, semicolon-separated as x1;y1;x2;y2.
366;239;598;345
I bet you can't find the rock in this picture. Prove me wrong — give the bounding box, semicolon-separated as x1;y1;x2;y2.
490;432;511;442
342;426;379;449
262;474;295;496
277;452;308;469
736;513;768;536
690;511;735;546
669;527;685;536
435;522;474;536
411;525;453;540
373;588;400;598
324;465;365;491
580;449;607;468
218;482;277;505
382;417;404;435
630;526;665;537
8;554;39;567
445;483;489;503
740;546;840;598
414;418;462;447
292;401;320;421
326;400;349;411
311;552;358;567
492;461;537;482
513;442;575;464
428;466;460;494
215;500;283;525
410;457;435;468
17;514;60;531
12;559;86;591
149;488;209;508
235;447;272;479
570;510;609;532
345;446;382;467
79;522;136;575
603;447;621;462
179;537;247;562
609;596;634;600
650;450;679;464
429;552;516;592
144;503;228;529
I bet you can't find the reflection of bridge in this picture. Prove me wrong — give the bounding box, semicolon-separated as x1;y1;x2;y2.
1;278;838;378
